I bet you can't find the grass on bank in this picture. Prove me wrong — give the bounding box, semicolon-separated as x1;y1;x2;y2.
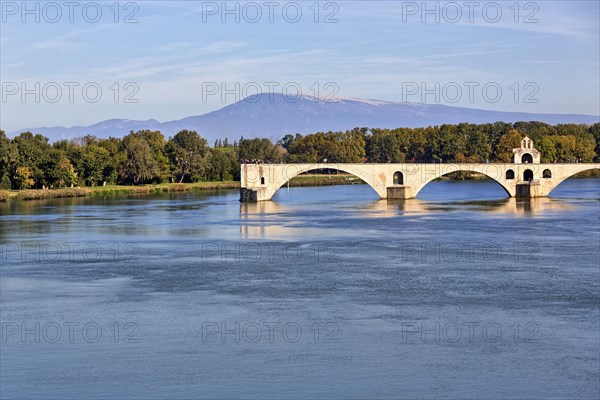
0;190;10;202
0;181;238;201
85;181;239;195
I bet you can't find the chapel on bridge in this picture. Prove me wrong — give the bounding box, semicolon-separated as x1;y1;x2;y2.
513;136;541;164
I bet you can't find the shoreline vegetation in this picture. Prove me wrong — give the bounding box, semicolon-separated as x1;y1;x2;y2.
1;171;598;202
0;174;355;202
0;181;237;202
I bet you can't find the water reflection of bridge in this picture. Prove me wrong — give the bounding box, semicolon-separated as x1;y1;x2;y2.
363;197;574;216
239;197;575;239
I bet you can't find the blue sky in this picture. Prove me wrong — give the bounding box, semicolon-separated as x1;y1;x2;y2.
1;0;599;132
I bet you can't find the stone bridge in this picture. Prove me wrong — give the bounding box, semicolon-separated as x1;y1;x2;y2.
240;162;600;201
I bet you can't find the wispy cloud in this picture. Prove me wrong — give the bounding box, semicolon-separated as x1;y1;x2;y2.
85;40;247;80
29;25;111;51
343;1;599;40
0;61;24;70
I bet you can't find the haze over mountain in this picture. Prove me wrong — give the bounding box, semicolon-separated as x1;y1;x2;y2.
9;94;600;143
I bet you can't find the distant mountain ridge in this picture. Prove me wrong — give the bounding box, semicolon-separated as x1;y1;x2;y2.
9;94;599;143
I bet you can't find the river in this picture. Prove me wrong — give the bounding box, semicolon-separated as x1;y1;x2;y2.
1;178;598;399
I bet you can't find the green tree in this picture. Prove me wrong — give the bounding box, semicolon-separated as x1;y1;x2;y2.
208;147;239;181
463;125;492;162
14;166;34;189
0;130;18;188
366;128;402;162
11;132;52;188
337;129;366;162
513;121;556;142
278;133;303;151
537;136;558;163
421;126;446;162
287;130;364;163
98;137;125;185
45;151;78;187
438;124;464;162
54;139;84;185
552;135;577;162
238;138;285;163
122;135;160;184
167;130;211;183
574;134;596;162
495;129;522;162
81;144;110;186
131;130;169;182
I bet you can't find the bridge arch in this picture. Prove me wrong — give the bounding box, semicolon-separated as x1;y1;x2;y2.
547;167;600;195
412;167;513;199
265;164;386;200
524;169;534;181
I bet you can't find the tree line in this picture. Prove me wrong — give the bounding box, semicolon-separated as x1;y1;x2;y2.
1;121;599;189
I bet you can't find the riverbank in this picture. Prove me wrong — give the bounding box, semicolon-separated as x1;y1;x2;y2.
0;181;239;202
0;175;358;202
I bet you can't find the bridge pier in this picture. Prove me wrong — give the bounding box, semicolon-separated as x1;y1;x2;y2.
239;188;258;202
240;188;270;202
515;181;542;198
386;186;413;199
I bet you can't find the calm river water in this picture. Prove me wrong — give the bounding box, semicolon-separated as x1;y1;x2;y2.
1;179;599;399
